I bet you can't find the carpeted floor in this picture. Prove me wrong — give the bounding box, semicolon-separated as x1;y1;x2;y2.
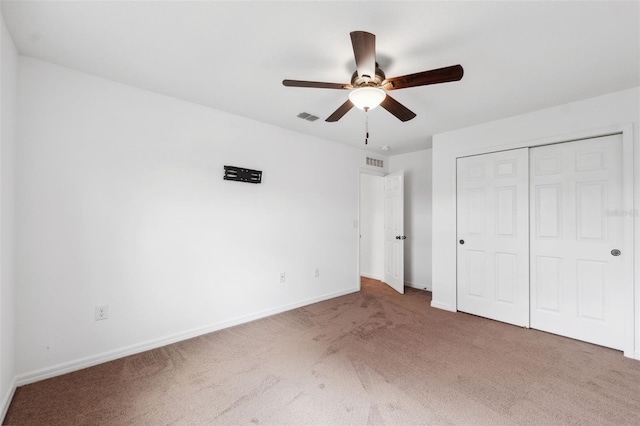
5;277;640;425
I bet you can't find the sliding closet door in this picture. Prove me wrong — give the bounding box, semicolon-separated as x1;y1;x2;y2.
457;148;529;327
530;135;627;350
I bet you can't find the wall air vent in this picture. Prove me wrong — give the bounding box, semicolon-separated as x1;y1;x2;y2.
366;157;384;168
297;112;320;122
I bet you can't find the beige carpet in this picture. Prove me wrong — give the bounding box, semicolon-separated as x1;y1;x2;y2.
5;278;640;425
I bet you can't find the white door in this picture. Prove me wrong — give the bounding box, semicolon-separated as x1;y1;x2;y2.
530;135;628;350
383;169;404;294
457;148;529;327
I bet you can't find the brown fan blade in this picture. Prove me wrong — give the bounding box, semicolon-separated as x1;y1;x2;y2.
384;64;464;91
283;80;351;90
325;99;354;122
380;95;416;122
350;31;376;80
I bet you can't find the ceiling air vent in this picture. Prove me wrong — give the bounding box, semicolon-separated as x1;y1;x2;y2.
366;157;384;168
297;112;320;122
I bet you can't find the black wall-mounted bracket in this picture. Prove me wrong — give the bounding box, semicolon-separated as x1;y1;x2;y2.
224;166;262;184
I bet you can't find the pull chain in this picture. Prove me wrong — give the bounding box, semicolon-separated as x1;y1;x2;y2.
364;107;369;145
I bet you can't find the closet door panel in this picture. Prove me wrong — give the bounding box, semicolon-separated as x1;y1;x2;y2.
530;135;626;350
457;148;529;327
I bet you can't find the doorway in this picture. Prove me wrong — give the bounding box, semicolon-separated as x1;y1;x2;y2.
360;173;384;281
359;170;405;294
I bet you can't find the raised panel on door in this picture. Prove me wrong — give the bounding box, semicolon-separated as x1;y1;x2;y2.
456;148;529;327
529;134;627;350
534;255;562;312
465;250;485;297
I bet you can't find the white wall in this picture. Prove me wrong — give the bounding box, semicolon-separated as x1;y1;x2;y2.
431;87;640;359
389;149;432;290
359;173;384;280
15;57;365;382
0;12;17;420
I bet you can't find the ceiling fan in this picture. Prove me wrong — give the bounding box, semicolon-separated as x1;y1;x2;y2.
283;31;464;122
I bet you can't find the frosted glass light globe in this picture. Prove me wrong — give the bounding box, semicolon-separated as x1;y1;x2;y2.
348;87;386;110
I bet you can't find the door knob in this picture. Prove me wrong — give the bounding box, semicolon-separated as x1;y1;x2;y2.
459;239;465;245
402;236;406;240
611;249;621;256
395;236;400;240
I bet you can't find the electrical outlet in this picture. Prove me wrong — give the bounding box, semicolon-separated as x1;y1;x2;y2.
95;305;108;321
279;272;286;283
314;267;320;277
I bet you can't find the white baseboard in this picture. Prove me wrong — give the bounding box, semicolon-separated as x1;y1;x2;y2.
1;377;16;424
430;300;456;312
361;276;432;291
16;287;359;386
405;281;432;291
360;272;383;281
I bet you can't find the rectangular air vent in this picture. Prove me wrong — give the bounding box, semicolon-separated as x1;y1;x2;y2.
366;157;384;168
297;112;320;122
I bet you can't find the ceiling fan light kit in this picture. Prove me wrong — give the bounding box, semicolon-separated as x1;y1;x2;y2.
348;87;386;111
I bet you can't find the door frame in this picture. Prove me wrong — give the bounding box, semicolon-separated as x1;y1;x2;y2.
358;167;406;294
447;124;636;358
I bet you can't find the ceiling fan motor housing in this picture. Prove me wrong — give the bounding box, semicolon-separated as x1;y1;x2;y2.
351;66;386;88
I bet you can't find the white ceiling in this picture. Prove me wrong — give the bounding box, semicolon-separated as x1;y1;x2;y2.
2;1;639;155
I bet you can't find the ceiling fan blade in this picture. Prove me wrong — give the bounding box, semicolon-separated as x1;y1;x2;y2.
384;64;464;90
325;99;354;122
350;31;376;80
380;95;416;122
283;79;351;90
